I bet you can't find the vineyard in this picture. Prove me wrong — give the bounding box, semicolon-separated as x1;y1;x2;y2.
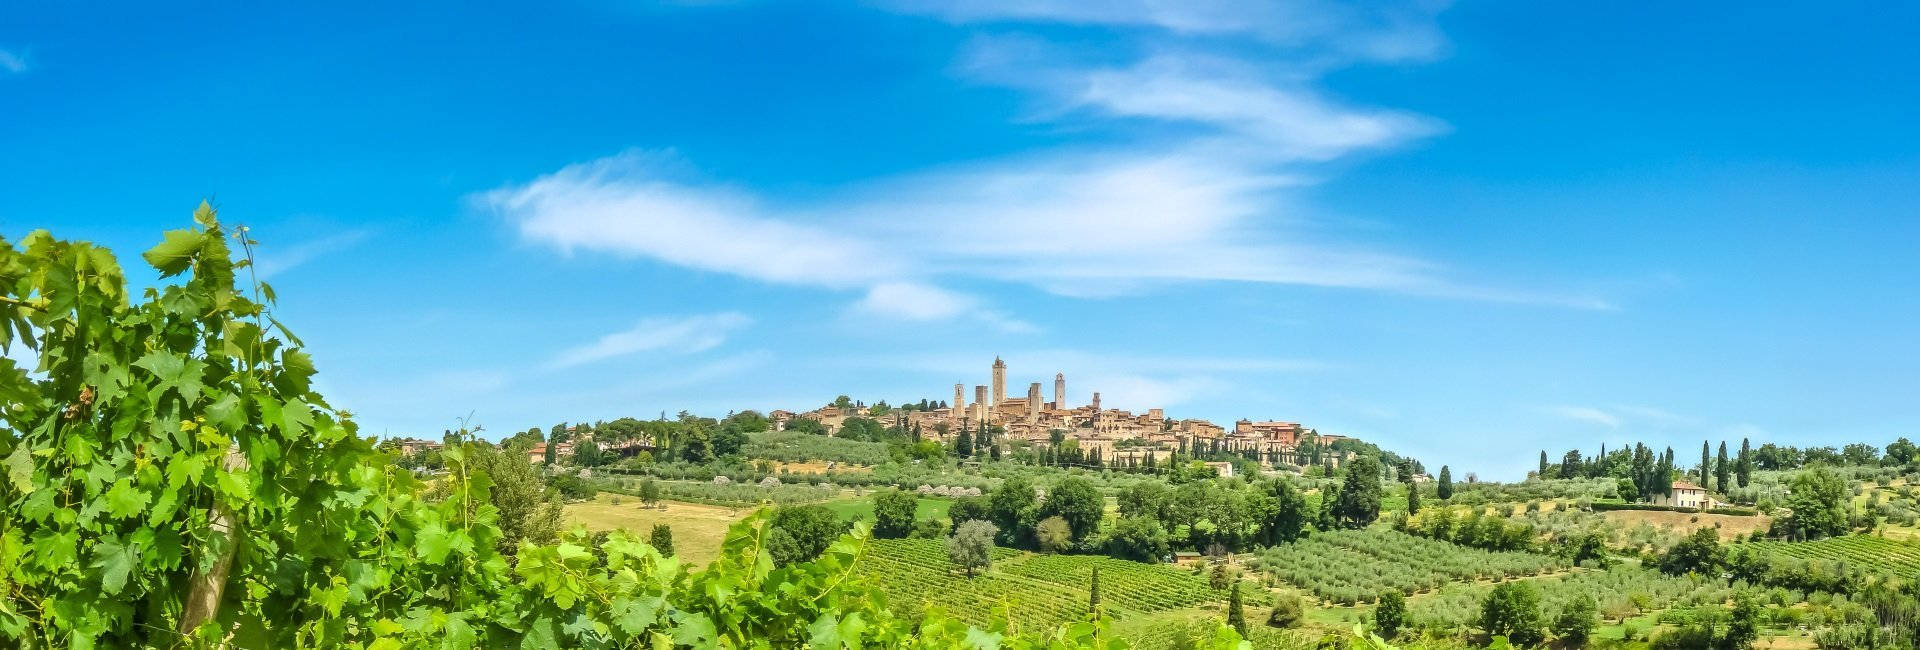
998;553;1268;611
1405;566;1734;633
1742;535;1920;577
853;539;1252;632
744;431;892;466
1247;529;1566;604
652;479;842;507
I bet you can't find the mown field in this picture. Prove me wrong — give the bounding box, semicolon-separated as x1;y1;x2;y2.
563;493;749;566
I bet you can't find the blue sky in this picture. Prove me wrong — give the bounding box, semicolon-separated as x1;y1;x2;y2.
4;1;1917;479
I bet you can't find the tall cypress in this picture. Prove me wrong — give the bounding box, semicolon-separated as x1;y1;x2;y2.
1226;581;1246;634
1089;566;1102;615
1437;466;1454;500
1701;441;1711;483
1715;442;1732;494
1538;451;1549;479
1737;438;1752;488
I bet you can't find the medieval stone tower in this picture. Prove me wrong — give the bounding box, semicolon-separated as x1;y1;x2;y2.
953;383;965;424
991;356;1006;407
974;385;988;422
1053;373;1066;410
1027;382;1042;423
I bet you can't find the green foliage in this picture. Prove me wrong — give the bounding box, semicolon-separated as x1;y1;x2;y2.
1551;593;1596;646
1106;515;1171;562
1436;466;1453;500
1333;455;1384;528
989;476;1040;548
743;430;890;466
1037;516;1073;554
1225;582;1246;634
1374;590;1405;639
872;489;919;539
767;504;848;567
1660;526;1722;576
1784;467;1850;540
1249;529;1564;605
0;214;1268;648
1267;592;1305;629
1042;476;1103;543
649;523;675;557
548;472;599;501
1723;591;1760;650
949;520;998;577
1481;582;1545;647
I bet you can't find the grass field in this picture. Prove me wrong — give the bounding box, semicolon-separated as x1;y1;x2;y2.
563;494;750;566
823;495;953;523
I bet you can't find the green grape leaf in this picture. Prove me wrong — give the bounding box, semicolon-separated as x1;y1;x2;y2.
104;479;151;519
416;522;453;564
3;445;32;494
91;535;139;595
279;348;315;394
611;595;663;636
142;229;207;278
31;530;77;571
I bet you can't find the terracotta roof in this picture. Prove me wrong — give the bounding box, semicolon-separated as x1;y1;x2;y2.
1671;481;1705;490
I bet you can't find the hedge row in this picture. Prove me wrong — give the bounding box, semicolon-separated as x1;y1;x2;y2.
1588;500;1759;516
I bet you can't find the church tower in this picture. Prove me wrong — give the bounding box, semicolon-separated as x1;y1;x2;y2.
991;357;1006;408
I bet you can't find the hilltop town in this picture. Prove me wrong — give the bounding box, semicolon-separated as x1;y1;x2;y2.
774;356;1352;471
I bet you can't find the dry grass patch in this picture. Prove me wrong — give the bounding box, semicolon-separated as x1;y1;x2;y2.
1603;509;1771;540
563;494;750;567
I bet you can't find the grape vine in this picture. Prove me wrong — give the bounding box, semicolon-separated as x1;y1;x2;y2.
0;205;1251;649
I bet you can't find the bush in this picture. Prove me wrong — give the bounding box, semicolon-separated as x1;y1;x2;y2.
1552;593;1597;646
1481;582;1544;647
1267;593;1305;628
871;489;918;539
1375;591;1405;639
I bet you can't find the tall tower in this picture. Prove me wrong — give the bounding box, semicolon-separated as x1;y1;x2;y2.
974;385;989;422
991;357;1006;408
1091;391;1102;428
1027;382;1042;423
953;383;965;424
1053;373;1066;410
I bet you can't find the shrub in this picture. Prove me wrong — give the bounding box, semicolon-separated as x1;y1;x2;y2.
1481;582;1544;647
1267;593;1305;628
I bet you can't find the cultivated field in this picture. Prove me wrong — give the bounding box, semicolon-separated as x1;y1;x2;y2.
1248;529;1566;604
851;538;1257;632
1743;535;1920;578
563;494;749;566
1603;509;1773;540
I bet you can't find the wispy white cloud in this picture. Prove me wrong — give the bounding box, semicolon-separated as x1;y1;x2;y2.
0;49;26;74
1549;405;1622;428
254;228;375;278
878;0;1449;62
491;151;899;289
484;0;1608;317
545;312;751;370
848;281;1037;332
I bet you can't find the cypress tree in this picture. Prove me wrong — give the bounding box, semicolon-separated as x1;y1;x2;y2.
1226;581;1246;634
1089;566;1101;614
954;424;973;458
1538;451;1549;479
1737;438;1753;488
1701;441;1711;483
1728;442;1743;494
1437;466;1454;500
